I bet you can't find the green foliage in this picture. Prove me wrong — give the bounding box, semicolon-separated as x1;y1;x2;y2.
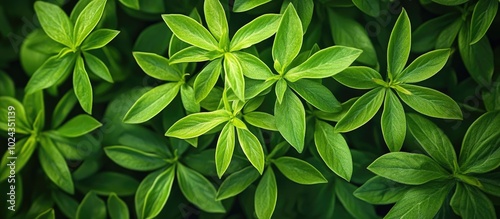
2;0;499;218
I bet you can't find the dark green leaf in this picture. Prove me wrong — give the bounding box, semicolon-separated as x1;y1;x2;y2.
76;191;106;219
470;0;498;45
273;156;327;184
354;176;409;204
135;167;175;219
108;193;129;219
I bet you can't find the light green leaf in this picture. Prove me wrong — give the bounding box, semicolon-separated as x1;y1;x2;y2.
272;4;302;73
237;127;265;174
275;78;287;104
135;166;175;219
162;14;219;51
459;111;500;173
76;191;106;219
194;58;222;102
216;123;235;178
233;0;271;12
83;52;113;83
0;97;31;133
255;168;277;219
233;51;274;80
368;152;449;185
108;193;129;219
166;110;231;139
451;183;496;219
104;146;169;171
385;181;454;218
169;46;223;64
224;52;245;101
381;89;406;152
55;114;101;137
275;88;306;152
288;79;341;113
285;46;361;82
180;84;200;113
34;1;73;47
133;52;182;81
216;166;260;200
0;137;37;181
314;120;352;181
333;66;383;90
354;176;409;204
470;0;498;45
397;49;450;83
177;163;225;213
74;55;93;114
406;113;457;171
273;156;327;184
336;87;385;132
73;0;106;46
396;84;462;120
123;82;181;124
81;29;120;51
230;14;281;51
243;112;278;131
25;54;76;94
204;0;228;41
39;137;74;194
387;9;411;79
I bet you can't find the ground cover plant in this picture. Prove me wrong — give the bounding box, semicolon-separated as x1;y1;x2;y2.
0;0;499;218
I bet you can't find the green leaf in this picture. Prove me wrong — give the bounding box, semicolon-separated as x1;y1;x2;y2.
470;0;498;45
74;55;93;114
333;66;383;90
177;163;225;213
237;127;265;174
169;46;222;64
233;51;274;80
406;113;457;171
77;172;139;196
352;0;380;17
459;111;500;173
230;14;281;51
336;87;385;132
387;9;411;79
73;0;106;46
52;190;79;218
435;18;463;49
39;137;74;194
133;52;182;81
328;9;378;66
368;152;449;185
397;49;451;83
25;54;76;94
35;208;55;219
285;46;362;82
458;22;494;86
104;145;169;171
233;0;271;12
255;168;277;219
275;78;287;104
0;137;37;181
81;29;120;51
477;172;500;197
83;52;113;83
180;84;200;113
243;112;278;131
335;179;379;219
451;183;496;219
396;84;462;120
273;156;327;184
224;52;245;100
216;123;235;178
288;79;341;113
275;88;306;152
314;120;352;181
0;72;15;97
432;0;469;5
34;1;73;47
135;166;175;219
272;4;302;73
217;166;260;200
204;0;228;41
412;13;458;52
55;114;101;137
76;191;106;219
385;181;454;218
108;193;129;219
123;83;181;123
194;58;222;102
354;176;409;204
162;14;219;51
166;110;231;139
0;97;31;133
381;89;406;152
